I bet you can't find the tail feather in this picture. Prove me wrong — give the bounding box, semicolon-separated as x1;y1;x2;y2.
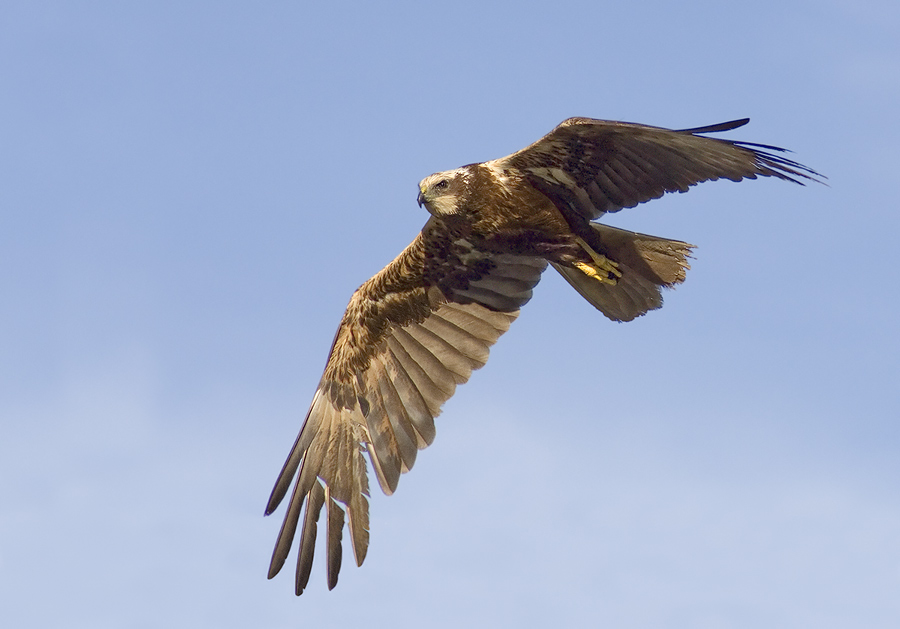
554;223;694;322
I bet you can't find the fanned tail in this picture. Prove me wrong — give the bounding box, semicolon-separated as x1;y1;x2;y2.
553;223;694;322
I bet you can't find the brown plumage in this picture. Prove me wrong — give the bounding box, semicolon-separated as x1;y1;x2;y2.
265;117;820;594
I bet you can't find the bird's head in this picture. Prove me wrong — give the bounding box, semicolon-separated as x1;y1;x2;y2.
417;168;470;218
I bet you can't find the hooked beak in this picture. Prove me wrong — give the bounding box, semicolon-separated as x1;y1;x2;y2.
417;189;426;207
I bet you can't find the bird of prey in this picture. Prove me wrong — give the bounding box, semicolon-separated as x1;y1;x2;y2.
264;117;819;594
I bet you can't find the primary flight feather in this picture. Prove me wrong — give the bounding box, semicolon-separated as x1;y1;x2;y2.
265;117;820;594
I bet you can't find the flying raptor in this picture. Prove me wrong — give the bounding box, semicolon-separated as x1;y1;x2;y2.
264;117;819;594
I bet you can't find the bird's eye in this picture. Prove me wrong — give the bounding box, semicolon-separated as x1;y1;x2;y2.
434;179;449;190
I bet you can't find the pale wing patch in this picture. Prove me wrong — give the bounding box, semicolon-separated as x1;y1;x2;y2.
480;161;512;185
529;166;577;187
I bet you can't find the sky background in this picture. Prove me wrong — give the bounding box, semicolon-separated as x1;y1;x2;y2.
2;1;898;627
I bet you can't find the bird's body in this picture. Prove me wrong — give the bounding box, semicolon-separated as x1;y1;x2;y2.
265;117;819;594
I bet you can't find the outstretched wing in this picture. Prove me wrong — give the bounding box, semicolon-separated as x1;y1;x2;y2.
491;117;822;222
265;218;547;594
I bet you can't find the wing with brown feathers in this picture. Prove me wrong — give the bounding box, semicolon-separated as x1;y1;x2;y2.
492;117;822;222
265;218;546;594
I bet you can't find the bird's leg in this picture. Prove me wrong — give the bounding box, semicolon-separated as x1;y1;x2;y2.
573;236;621;285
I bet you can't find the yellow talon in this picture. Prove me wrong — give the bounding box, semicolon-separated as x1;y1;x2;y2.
573;237;621;284
574;261;619;285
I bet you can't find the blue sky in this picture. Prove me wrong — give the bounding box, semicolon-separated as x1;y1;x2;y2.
2;1;898;627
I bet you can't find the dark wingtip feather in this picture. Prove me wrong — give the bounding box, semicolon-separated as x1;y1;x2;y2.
264;490;284;517
739;143;826;186
264;462;296;516
326;495;345;590
677;119;825;186
677;118;750;134
295;482;326;596
267;475;309;580
265;396;325;515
